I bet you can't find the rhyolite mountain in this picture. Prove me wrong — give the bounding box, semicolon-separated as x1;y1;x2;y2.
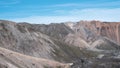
0;20;120;68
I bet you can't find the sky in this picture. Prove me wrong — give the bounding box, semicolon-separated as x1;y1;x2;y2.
0;0;120;24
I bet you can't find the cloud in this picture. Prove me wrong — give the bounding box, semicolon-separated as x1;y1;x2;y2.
11;16;81;24
10;8;120;24
48;1;120;8
51;3;80;7
0;0;20;6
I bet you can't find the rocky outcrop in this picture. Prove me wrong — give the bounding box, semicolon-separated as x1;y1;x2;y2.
96;22;120;44
65;20;120;45
71;58;120;68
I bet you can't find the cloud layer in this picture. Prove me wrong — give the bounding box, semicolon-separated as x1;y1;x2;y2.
11;8;120;24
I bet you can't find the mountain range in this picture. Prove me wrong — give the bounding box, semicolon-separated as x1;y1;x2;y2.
0;20;120;68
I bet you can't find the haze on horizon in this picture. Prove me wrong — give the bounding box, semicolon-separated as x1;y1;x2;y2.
0;0;120;24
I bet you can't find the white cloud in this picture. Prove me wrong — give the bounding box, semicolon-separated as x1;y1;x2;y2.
11;16;81;24
48;1;120;8
11;8;120;24
51;3;80;7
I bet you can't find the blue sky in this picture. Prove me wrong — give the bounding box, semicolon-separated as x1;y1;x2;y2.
0;0;120;24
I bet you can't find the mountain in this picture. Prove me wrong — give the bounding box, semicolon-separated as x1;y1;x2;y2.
65;20;120;48
0;20;120;68
0;46;71;68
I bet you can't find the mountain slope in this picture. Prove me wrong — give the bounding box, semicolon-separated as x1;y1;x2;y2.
0;47;71;68
0;20;120;68
0;20;97;63
65;20;120;49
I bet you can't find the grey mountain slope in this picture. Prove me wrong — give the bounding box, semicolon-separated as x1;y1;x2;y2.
17;23;74;40
0;47;71;68
0;20;98;63
91;37;120;50
0;20;120;68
